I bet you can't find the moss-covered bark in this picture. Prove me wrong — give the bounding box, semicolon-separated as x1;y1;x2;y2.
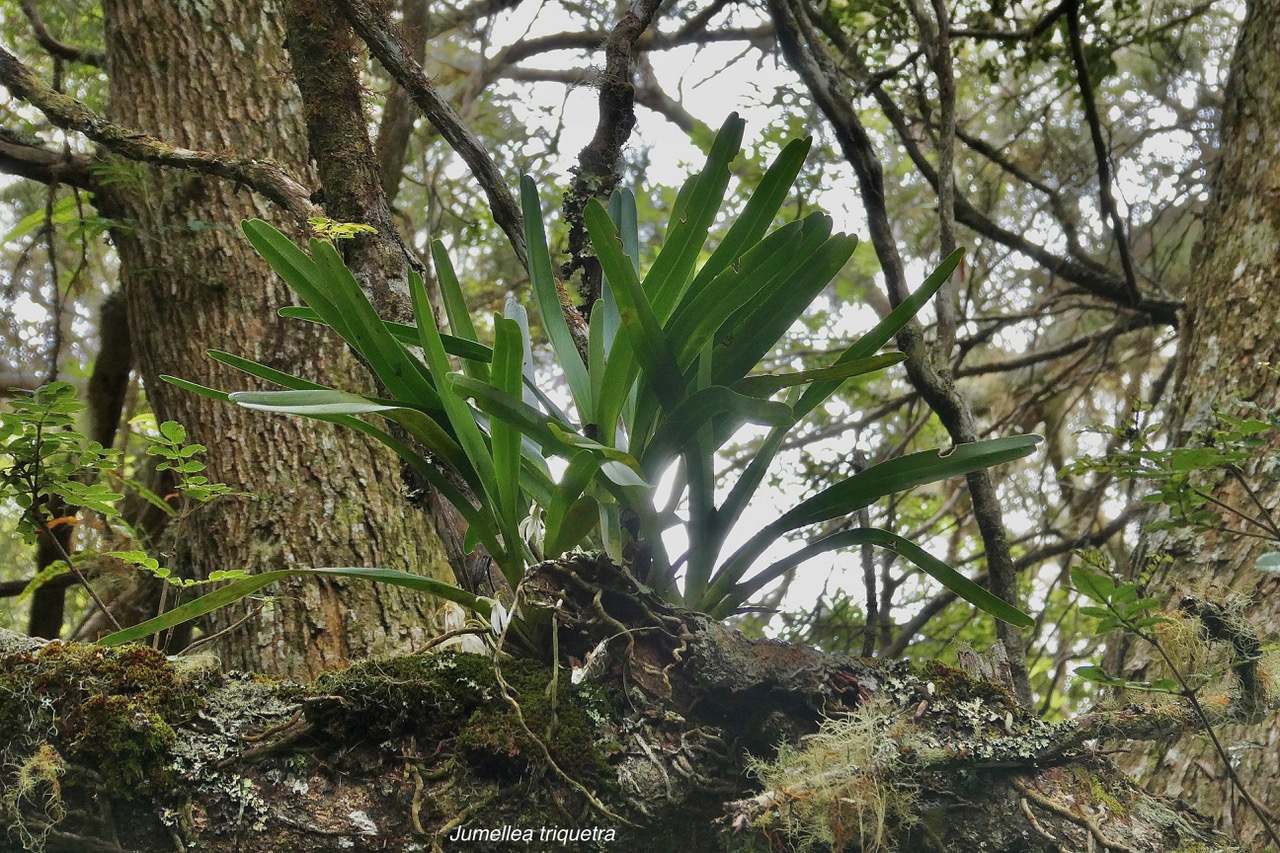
0;556;1244;853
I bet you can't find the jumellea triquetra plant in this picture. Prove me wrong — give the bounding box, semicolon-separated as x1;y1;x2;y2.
102;115;1038;647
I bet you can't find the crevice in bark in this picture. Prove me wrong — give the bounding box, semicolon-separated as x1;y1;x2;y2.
283;1;416;324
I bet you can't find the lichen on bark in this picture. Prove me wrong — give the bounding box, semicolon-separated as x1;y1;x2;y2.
0;555;1245;852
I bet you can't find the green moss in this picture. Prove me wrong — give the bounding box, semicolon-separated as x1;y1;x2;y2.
1067;764;1128;816
0;642;213;795
915;660;1018;709
317;650;617;785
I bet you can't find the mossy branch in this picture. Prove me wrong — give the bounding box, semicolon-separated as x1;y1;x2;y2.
0;46;317;221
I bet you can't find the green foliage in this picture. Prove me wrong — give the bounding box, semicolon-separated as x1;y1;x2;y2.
98;566;491;647
145;420;236;506
1070;550;1178;693
129;116;1039;646
1;382;239;611
1;382;122;539
1066;400;1280;565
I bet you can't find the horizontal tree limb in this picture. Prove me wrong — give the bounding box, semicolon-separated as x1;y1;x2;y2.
0;46;317;221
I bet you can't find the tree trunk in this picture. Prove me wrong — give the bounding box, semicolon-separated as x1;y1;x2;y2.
0;556;1239;853
91;0;454;680
1113;1;1280;847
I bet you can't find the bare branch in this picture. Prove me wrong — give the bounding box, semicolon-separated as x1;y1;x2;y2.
17;0;106;67
0;127;92;188
374;0;430;204
956;315;1158;378
869;85;1182;326
562;0;665;311
1065;0;1142;308
500;65;706;135
484;24;772;81
335;0;528;268
950;0;1069;42
673;0;736;40
0;46;317;221
908;0;961;351
426;0;523;35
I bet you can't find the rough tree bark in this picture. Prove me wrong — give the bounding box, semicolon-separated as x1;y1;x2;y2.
89;0;454;679
1112;1;1280;847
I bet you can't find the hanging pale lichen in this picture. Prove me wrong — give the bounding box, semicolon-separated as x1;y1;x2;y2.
744;698;919;852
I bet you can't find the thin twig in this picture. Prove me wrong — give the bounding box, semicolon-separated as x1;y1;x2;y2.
1064;0;1142;307
37;518;121;632
180;604;265;654
561;0;665;311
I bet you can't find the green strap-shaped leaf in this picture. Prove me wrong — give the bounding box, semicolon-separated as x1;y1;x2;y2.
711;221;857;387
713;435;1042;595
585;199;685;412
593;329;638;447
644;114;745;322
794;247;965;420
432;241;491;381
451;374;648;487
502;295;540;408
713;250;964;551
707;528;1033;628
683;136;812;295
732;353;906;397
98;567;492;647
165;376;505;560
230;388;406;415
521;373;575;427
226;388;476;492
600;188;639;352
588;301;609;423
190;349;329;390
543;451;602;558
242;220;348;340
308;238;438;404
680;345;720;606
777;436;1043;531
408;267;521;582
664;221;807;371
278;306;493;363
591;190;642;447
521;177;591;416
245;221;441;410
773;435;1044;527
491;316;525;526
450;373;576;454
640;385;794;472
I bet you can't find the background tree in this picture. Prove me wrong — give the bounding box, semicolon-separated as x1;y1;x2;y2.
1104;2;1280;846
1;0;457;678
